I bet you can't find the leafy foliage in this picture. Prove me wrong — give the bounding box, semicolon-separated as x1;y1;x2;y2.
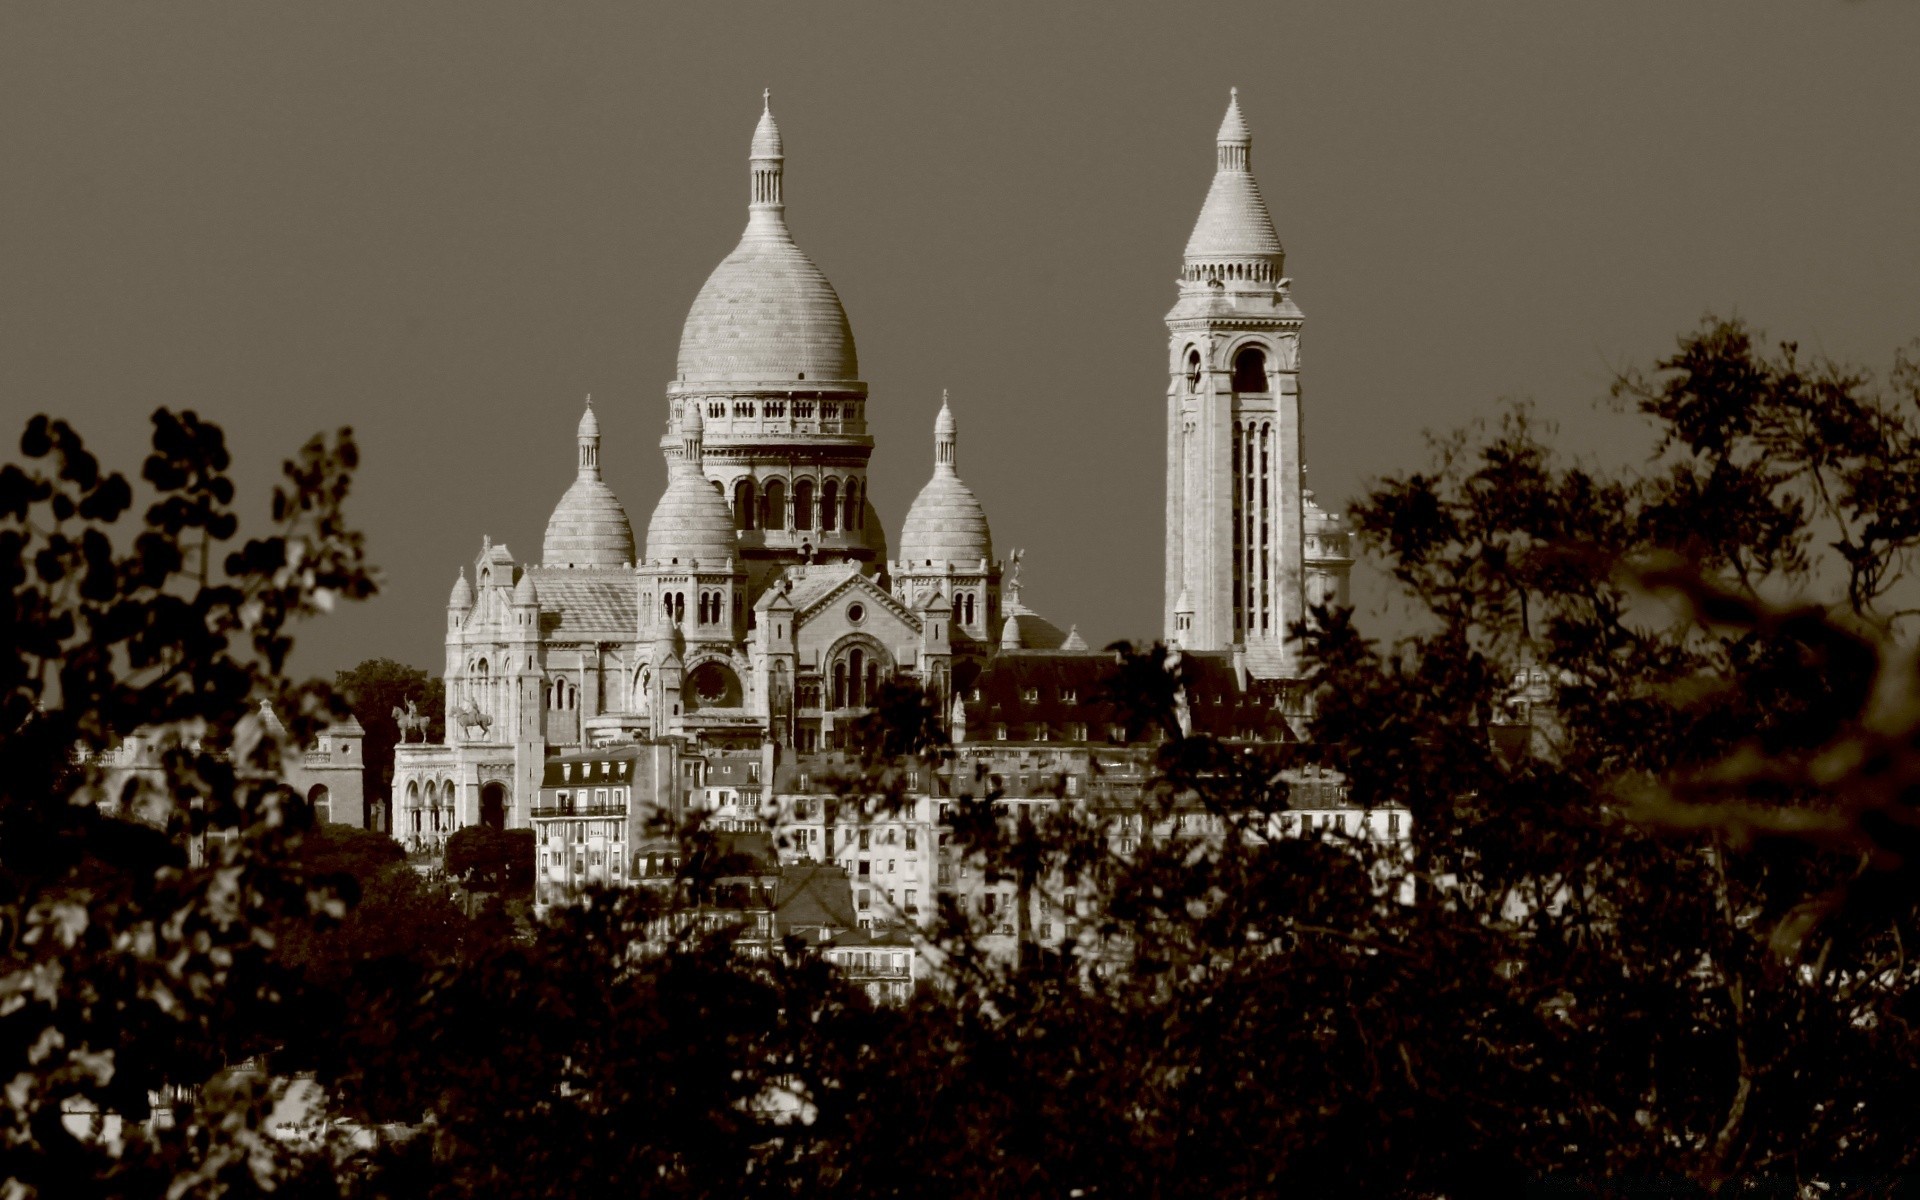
1;409;372;1198
443;826;533;896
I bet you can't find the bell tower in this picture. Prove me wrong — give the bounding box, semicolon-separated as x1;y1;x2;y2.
1164;89;1308;678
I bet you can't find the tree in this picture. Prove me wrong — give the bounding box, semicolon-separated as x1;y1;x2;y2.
335;658;444;833
444;825;534;896
1;408;373;1197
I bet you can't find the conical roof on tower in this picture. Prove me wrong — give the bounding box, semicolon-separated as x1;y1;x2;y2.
898;391;992;568
543;396;637;568
676;93;858;386
1183;88;1284;263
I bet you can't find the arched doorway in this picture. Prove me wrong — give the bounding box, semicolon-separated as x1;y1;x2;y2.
307;783;331;826
480;782;507;830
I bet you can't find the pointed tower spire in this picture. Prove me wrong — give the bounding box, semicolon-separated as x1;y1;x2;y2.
576;395;601;479
1216;87;1252;169
749;89;784;210
934;389;957;472
1182;88;1282;264
677;400;705;473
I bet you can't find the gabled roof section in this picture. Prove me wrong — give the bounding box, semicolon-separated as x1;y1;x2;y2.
790;566;921;630
776;863;858;935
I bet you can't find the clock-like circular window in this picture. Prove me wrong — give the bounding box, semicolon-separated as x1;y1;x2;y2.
846;602;866;625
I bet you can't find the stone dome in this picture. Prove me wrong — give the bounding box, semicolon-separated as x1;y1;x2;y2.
448;569;472;609
543;479;635;567
1184;89;1284;262
676;98;858;386
543;399;636;568
644;405;737;567
898;395;991;567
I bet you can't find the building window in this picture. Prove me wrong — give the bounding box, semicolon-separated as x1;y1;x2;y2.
794;478;815;530
994;725;1007;741
859;828;870;850
905;828;916;851
821;479;839;533
858;888;871;910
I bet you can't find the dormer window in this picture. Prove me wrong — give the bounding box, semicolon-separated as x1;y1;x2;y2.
1061;688;1078;705
1020;687;1039;703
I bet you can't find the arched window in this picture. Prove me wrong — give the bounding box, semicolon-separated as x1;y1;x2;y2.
833;661;848;709
843;481;859;532
734;478;757;531
762;478;787;531
848;648;865;707
793;478;814;530
1232;346;1268;393
821;479;839;533
1186;349;1203;392
961;593;976;625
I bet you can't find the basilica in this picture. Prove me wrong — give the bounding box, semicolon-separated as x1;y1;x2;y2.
393;90;1355;847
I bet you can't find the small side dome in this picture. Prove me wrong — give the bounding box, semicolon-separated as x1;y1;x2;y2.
448;569;473;609
543;480;636;567
543;398;636;567
898;393;991;567
645;404;737;566
514;569;538;606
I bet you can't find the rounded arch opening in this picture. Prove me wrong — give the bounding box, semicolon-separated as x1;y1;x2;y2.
793;478;815;530
1232;346;1269;393
733;478;757;531
761;477;787;531
480;782;507;831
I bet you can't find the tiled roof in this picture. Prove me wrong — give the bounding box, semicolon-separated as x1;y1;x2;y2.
527;569;637;641
783;562;865;613
775;863;857;934
960;649;1298;743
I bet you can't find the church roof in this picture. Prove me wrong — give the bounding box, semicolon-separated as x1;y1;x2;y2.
898;394;992;568
1183;90;1284;262
782;561;865;614
525;569;638;641
676;97;859;386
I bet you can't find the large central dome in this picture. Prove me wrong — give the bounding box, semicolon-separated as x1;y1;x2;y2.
675;98;859;386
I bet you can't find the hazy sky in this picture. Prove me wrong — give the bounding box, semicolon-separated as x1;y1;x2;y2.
5;3;1918;676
